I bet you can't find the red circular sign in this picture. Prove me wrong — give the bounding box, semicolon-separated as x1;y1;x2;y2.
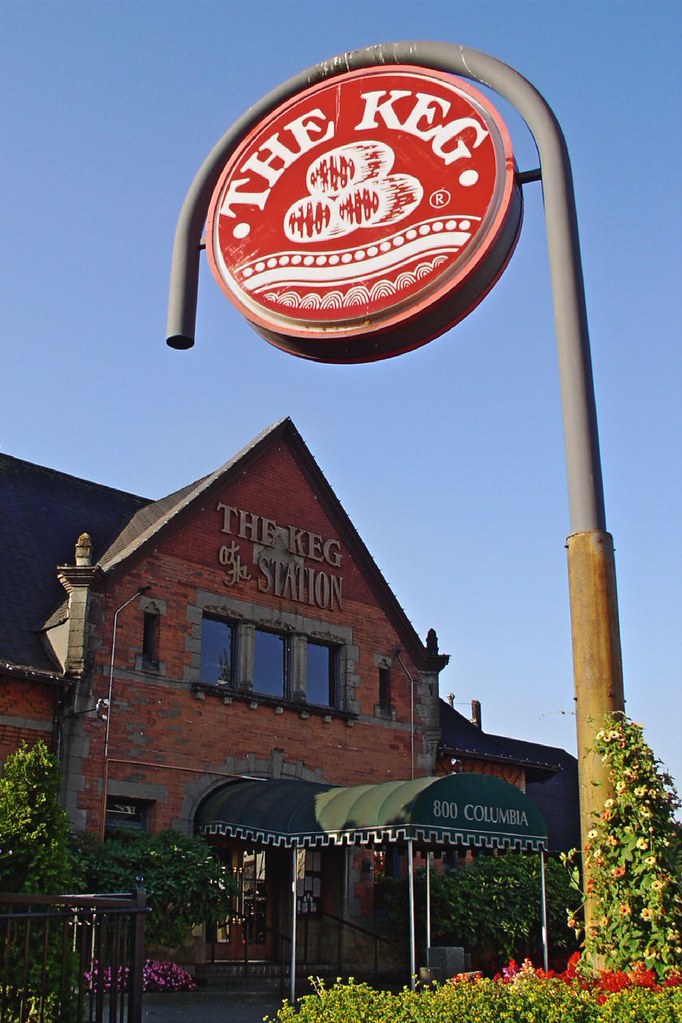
207;66;522;363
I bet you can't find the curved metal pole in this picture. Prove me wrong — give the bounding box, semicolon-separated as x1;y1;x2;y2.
166;41;625;937
166;39;603;534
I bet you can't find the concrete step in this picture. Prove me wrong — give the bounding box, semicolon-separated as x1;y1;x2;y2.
194;961;375;990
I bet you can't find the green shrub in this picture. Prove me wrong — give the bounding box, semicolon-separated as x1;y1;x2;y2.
268;969;682;1023
377;851;580;972
0;740;78;893
76;827;237;948
0;990;61;1023
564;714;682;977
0;741;80;1017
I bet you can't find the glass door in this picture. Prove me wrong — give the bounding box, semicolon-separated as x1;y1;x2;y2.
212;848;271;960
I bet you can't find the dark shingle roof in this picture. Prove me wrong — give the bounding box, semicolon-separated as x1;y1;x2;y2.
96;420;284;572
0;454;148;671
0;419;447;676
440;700;562;773
526;748;580;853
439;700;579;851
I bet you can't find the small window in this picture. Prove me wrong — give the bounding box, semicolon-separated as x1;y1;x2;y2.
307;642;338;707
378;668;391;711
142;612;160;670
201;617;235;684
105;797;149;833
253;629;288;698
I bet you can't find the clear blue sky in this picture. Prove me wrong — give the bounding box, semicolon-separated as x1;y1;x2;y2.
1;1;680;797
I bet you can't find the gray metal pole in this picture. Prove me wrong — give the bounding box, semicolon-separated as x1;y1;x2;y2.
407;839;416;989
425;851;432;967
166;38;606;533
165;40;625;934
291;848;298;1004
539;849;549;972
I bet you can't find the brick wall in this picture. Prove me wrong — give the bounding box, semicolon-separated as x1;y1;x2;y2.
70;441;439;835
0;674;56;761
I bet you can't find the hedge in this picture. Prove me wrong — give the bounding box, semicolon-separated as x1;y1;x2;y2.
269;960;682;1023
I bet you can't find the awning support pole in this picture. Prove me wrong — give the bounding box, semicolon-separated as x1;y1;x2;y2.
425;851;432;967
539;849;549;972
407;839;416;989
291;848;298;1004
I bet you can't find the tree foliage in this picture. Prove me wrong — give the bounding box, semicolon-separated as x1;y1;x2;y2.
0;740;78;894
378;852;580;973
76;827;237;948
564;714;682;977
0;741;81;1017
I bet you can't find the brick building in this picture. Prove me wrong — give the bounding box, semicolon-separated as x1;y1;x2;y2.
0;418;577;973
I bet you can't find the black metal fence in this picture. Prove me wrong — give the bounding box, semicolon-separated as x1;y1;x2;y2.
0;891;147;1023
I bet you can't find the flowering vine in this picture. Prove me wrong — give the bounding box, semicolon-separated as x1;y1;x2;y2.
564;714;682;977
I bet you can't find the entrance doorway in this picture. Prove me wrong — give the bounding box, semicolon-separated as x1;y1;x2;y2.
212;848;271;960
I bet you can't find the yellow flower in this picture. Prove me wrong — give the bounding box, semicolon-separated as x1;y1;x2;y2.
641;908;653;921
619;904;632;917
636;837;648;850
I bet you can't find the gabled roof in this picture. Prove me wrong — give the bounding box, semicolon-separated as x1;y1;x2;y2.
0;420;447;674
439;699;579;852
96;419;283;572
94;418;447;671
0;453;147;673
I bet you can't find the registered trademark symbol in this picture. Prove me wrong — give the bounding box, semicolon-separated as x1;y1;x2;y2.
429;189;451;209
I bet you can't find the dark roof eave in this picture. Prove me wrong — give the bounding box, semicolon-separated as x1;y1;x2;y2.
441;743;561;774
0;659;65;685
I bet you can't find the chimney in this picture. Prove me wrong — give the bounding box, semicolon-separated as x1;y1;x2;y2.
470;699;482;729
56;533;102;675
75;533;92;566
447;693;455;709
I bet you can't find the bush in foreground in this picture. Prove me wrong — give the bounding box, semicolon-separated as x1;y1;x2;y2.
269;959;682;1023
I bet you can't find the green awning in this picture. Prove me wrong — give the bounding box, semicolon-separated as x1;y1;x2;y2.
197;773;547;851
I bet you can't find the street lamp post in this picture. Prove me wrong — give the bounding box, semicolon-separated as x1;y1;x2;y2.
165;41;625;929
